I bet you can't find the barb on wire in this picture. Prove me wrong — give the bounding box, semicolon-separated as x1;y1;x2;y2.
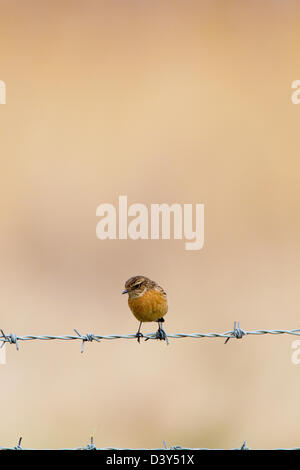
83;436;96;450
1;323;300;351
224;321;246;344
240;441;250;450
0;330;19;350
74;330;101;353
14;437;22;450
163;440;182;450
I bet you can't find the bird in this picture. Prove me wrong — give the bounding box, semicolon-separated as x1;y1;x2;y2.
122;275;169;344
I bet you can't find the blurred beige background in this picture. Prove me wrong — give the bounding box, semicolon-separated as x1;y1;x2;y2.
1;0;300;450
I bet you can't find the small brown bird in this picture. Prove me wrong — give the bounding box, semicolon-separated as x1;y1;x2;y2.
122;275;168;343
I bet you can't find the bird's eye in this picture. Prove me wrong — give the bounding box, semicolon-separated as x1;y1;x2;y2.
133;282;142;289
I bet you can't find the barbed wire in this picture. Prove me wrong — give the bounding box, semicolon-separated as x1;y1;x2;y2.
0;437;300;451
2;326;299;452
1;322;300;352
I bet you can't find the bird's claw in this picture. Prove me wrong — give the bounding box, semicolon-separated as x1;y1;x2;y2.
142;322;169;345
156;328;165;340
136;332;144;343
155;326;169;345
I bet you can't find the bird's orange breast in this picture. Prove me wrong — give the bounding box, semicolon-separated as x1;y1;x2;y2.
128;289;168;322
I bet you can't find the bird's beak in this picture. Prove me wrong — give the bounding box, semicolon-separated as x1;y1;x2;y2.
122;289;128;295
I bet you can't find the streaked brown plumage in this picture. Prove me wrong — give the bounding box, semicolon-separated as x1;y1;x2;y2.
122;275;168;343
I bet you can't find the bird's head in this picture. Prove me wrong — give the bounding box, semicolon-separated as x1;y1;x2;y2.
122;275;154;299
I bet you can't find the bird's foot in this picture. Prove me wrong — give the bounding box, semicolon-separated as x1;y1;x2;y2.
155;325;169;345
144;320;169;344
135;332;144;343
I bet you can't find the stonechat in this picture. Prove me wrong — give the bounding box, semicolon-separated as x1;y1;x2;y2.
122;275;169;344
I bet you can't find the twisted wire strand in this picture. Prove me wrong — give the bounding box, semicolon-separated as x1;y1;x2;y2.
0;437;300;451
1;323;300;351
